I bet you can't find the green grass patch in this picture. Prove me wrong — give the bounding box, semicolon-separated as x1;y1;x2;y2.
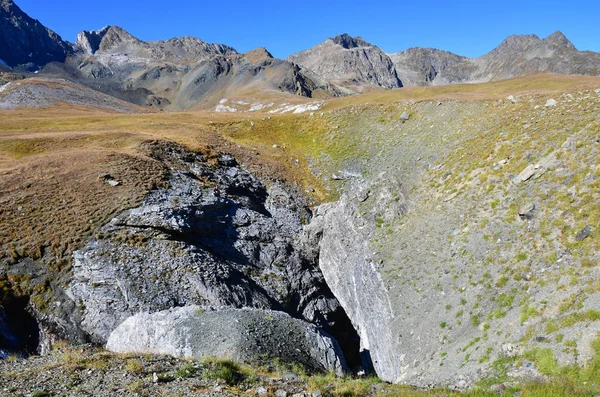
559;310;600;328
175;362;200;378
307;373;381;397
524;348;560;376
201;357;251;386
124;358;144;373
520;305;539;325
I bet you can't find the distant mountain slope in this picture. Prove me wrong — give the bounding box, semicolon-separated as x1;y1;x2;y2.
0;0;72;68
0;77;143;112
388;48;475;86
472;31;600;81
287;33;402;91
43;26;338;110
288;31;600;88
0;1;340;110
168;49;336;109
388;31;600;86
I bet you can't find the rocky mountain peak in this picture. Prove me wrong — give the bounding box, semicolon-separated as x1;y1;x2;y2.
75;25;141;55
330;33;370;49
496;33;541;51
98;25;141;51
76;26;109;55
287;33;402;90
401;46;467;59
480;31;580;64
388;47;472;86
160;35;237;58
75;25;237;61
243;47;274;62
484;31;576;56
544;30;576;50
477;33;544;64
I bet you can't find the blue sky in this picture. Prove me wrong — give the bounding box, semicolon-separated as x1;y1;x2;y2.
15;0;600;59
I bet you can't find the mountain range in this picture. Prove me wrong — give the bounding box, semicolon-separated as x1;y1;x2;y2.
1;0;600;109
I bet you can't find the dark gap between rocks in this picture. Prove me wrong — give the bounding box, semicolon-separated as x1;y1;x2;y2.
0;294;40;357
326;307;363;370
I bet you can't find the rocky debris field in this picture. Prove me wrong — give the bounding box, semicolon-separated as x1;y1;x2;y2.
208;84;600;392
0;346;330;397
0;138;361;380
1;345;442;397
1;345;595;396
66;141;357;361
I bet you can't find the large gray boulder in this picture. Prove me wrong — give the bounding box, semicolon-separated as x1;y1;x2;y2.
106;306;347;376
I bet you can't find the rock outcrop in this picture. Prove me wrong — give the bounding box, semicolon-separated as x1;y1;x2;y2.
287;33;403;91
67;141;359;363
106;306;347;375
0;0;72;68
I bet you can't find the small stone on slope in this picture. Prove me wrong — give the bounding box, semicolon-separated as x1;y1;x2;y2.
518;165;536;182
575;225;593;241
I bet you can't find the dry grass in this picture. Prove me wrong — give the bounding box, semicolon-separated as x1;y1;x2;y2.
323;73;600;109
0;149;167;279
0;107;330;200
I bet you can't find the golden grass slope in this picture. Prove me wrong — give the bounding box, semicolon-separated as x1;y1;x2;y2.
323;73;600;108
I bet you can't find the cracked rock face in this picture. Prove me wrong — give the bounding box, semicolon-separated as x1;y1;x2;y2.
106;306;348;376
307;185;407;382
67;142;347;348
